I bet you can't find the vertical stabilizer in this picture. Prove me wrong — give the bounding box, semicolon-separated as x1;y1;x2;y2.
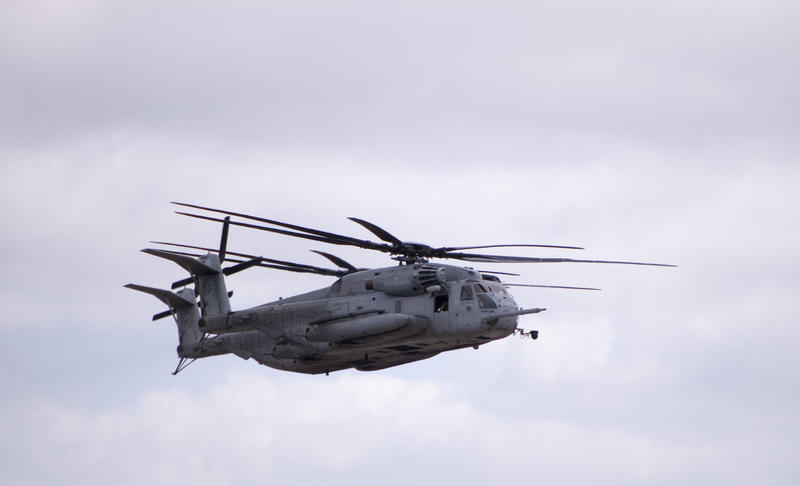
173;288;202;351
123;284;203;353
140;249;232;318
193;253;232;317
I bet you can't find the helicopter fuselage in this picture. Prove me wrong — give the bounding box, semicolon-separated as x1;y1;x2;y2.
183;263;525;374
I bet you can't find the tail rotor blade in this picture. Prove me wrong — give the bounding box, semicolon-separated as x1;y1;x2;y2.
223;257;264;276
219;216;230;263
152;309;173;321
171;276;194;289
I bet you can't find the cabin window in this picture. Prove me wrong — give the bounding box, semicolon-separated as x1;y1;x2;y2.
434;294;449;312
365;279;374;290
460;285;474;300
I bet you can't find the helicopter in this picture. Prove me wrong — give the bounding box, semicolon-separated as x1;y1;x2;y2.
126;202;675;375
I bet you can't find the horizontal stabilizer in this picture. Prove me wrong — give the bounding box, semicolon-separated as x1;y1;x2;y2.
141;248;218;276
125;283;196;309
482;307;546;322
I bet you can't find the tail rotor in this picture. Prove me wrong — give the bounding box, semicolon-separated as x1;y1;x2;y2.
125;214;262;374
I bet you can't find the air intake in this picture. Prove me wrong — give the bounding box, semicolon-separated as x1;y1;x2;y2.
415;265;446;289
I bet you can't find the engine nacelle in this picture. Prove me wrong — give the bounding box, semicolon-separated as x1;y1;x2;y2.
372;264;446;296
306;312;430;343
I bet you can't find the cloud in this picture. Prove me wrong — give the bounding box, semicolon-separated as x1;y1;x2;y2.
4;369;793;486
2;0;799;154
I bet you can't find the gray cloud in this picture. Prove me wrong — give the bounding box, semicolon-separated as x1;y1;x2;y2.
2;370;794;486
2;1;798;155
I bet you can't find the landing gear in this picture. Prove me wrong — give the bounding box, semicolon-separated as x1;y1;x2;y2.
172;333;211;375
172;357;197;375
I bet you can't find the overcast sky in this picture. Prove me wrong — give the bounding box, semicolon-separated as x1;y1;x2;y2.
1;1;799;484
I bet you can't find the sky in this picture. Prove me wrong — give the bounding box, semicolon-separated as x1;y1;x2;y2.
1;0;799;484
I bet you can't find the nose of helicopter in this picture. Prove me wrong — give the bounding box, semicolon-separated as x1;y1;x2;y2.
490;295;520;334
495;316;518;334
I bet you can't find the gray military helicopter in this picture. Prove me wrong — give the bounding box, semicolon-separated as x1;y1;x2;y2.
126;203;674;375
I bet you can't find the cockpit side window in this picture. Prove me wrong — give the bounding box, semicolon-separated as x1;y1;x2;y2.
474;283;488;293
489;284;508;295
460;285;474;300
476;293;498;309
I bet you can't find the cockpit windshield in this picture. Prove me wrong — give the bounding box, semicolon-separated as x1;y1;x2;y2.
471;282;507;295
465;282;505;309
488;284;508;295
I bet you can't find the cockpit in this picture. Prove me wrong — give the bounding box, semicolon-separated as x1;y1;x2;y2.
459;281;509;309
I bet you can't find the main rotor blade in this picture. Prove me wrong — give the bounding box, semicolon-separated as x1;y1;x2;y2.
152;241;275;265
259;263;345;276
477;270;521;276
504;284;601;291
348;217;403;245
152;241;347;276
173;202;373;247
171;204;674;268
175;211;391;251
441;243;584;251
445;252;677;267
311;250;358;272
